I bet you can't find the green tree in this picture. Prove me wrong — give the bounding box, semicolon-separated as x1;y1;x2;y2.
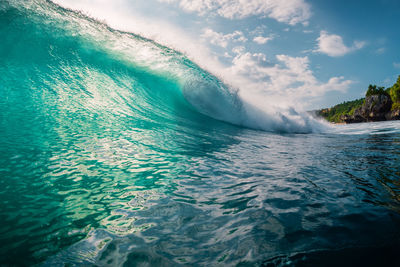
366;84;377;97
389;75;400;103
366;84;388;97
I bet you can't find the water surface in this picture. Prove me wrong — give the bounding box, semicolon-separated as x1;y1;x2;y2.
1;1;400;266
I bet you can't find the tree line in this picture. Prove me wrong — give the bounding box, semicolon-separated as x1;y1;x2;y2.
318;75;400;123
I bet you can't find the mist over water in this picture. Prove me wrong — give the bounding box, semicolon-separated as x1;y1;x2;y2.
1;0;400;266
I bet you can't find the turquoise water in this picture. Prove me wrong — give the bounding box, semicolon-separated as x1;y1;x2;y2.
1;1;400;266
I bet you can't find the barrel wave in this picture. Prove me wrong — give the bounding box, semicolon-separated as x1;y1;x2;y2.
1;0;325;135
1;0;400;266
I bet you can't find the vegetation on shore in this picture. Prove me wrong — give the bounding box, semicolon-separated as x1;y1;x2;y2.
317;75;400;123
317;98;364;123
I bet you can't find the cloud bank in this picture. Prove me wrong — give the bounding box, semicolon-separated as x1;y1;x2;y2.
227;49;353;106
159;0;311;25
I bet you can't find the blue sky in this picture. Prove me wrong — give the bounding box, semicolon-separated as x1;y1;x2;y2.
54;0;400;109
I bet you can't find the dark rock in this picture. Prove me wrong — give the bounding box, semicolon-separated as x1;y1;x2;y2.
340;113;364;123
386;108;400;120
361;94;392;121
352;107;365;122
341;94;394;123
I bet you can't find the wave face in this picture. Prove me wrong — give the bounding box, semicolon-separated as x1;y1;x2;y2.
1;1;400;266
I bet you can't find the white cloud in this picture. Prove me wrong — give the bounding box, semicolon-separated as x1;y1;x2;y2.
316;31;365;57
394;62;400;69
201;28;247;48
227;50;353;106
158;0;311;25
253;36;273;44
376;47;385;54
232;46;246;55
250;25;268;36
353;40;365;50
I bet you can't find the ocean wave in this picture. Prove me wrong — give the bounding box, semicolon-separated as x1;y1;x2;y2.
2;0;325;134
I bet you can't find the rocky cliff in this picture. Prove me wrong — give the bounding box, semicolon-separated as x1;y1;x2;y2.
341;94;400;123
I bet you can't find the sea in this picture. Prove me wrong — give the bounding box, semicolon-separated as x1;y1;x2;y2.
1;1;400;266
